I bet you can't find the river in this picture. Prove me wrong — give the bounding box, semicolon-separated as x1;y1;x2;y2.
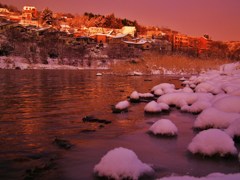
0;70;239;179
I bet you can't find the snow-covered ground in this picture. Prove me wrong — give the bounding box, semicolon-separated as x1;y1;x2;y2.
158;172;240;180
101;62;240;179
0;56;110;70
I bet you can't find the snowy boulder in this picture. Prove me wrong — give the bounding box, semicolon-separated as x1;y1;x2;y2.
112;100;130;113
151;83;175;96
213;96;240;113
149;119;178;136
195;81;223;95
220;62;240;74
94;147;154;179
157;92;213;110
138;93;155;100
158;172;240;180
194;107;240;129
188;129;237;157
225;118;240;139
181;86;194;93
144;101;169;113
130;91;140;103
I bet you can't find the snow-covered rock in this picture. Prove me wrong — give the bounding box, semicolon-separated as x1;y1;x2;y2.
225;118;240;138
188;129;237;156
149;119;178;136
157;92;213;113
212;96;240;113
94;147;154;179
158;172;240;180
193;107;240;129
130;91;140;102
144;101;169;113
113;100;130;113
151;83;175;96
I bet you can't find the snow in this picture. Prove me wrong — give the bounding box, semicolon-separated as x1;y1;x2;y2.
96;73;103;76
225;118;240;138
188;129;237;156
212;96;240;113
94;147;154;179
149;119;178;136
157;92;213;113
144;101;169;113
138;93;154;98
151;83;175;96
220;62;240;74
130;91;140;100
158;172;240;180
115;100;130;110
194;107;240;129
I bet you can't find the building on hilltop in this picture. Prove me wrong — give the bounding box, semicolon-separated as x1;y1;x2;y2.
121;26;136;37
20;6;39;27
173;33;190;50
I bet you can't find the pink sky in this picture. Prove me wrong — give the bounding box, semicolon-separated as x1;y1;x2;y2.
2;0;240;41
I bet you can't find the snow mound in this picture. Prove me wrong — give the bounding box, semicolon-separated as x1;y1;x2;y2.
130;91;140;102
115;100;130;110
157;92;213;113
213;96;240;113
188;129;237;156
149;119;178;136
195;81;223;94
225;118;240;138
220;62;240;74
151;83;175;96
94;147;154;179
194;107;240;129
158;172;240;180
144;101;169;113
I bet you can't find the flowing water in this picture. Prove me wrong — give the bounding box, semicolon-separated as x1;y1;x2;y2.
0;70;239;179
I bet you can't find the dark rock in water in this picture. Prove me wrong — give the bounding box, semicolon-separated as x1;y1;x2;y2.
82;116;111;124
53;138;73;150
144;109;170;115
24;161;56;180
15;67;21;70
27;153;43;160
80;129;96;133
111;107;128;113
99;125;105;128
13;157;30;162
130;98;140;103
144;79;152;82
147;131;178;138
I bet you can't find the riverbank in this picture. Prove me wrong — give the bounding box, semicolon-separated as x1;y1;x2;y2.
0;53;233;76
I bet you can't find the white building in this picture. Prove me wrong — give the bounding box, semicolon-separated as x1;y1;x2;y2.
121;26;136;37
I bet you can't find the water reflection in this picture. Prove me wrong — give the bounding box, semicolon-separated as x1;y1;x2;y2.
0;70;238;179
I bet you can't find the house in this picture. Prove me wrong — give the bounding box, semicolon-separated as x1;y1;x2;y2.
173;33;190;50
0;8;10;15
123;39;152;50
121;26;136;37
75;36;96;45
198;36;211;53
90;33;112;43
20;6;39;27
0;22;19;33
109;34;133;44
